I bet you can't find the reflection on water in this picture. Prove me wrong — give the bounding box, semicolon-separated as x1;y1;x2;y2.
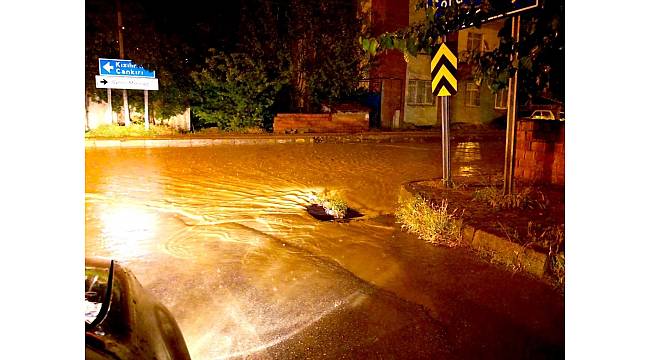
453;142;482;177
98;204;158;260
85;143;503;359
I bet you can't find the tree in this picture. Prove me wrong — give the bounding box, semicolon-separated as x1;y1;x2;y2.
189;0;368;129
470;0;564;104
284;0;366;112
190;50;287;130
236;0;366;113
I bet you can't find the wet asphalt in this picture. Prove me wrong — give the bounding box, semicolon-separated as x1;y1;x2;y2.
85;142;563;359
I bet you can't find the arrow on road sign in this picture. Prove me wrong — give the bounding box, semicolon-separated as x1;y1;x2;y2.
102;62;114;73
100;78;108;85
431;43;457;97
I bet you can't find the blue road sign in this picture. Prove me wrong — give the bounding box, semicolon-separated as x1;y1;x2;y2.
427;0;538;23
98;58;155;78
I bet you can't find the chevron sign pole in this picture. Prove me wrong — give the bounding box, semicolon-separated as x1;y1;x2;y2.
431;41;457;187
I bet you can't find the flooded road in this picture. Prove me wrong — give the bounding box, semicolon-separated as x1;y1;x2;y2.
85;141;563;359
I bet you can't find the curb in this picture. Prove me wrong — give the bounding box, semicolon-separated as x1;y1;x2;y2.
85;131;505;148
398;180;548;278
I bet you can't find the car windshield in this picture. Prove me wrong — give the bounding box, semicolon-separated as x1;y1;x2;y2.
85;265;111;325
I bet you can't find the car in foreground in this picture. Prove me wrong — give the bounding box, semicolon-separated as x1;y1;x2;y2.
85;257;191;360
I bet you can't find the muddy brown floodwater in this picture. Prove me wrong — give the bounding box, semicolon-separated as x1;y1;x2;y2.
85;142;563;359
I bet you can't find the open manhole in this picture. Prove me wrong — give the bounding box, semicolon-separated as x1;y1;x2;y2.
306;204;363;222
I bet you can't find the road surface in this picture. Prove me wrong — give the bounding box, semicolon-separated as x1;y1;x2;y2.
85;141;563;359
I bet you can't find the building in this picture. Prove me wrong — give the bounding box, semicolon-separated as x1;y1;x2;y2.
363;0;508;129
360;0;409;129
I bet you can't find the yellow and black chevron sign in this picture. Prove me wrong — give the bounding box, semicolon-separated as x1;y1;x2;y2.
431;43;457;97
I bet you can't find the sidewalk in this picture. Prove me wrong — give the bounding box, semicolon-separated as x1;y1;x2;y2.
85;129;505;148
398;179;565;285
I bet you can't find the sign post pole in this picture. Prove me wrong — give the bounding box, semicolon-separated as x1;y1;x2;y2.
431;40;457;188
503;15;521;195
441;96;451;187
144;90;149;130
107;89;113;124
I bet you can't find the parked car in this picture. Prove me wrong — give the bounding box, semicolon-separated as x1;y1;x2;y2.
85;257;191;360
529;110;556;121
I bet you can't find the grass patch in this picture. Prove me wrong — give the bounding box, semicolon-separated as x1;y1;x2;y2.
312;191;348;219
396;195;462;247
473;186;547;210
194;127;268;135
85;124;179;138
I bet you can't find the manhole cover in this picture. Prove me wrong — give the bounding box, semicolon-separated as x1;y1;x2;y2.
306;204;363;222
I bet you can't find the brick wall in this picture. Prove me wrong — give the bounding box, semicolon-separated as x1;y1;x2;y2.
367;0;409;128
273;112;369;134
515;119;565;185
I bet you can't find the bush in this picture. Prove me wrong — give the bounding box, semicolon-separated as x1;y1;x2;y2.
191;50;287;131
396;195;462;247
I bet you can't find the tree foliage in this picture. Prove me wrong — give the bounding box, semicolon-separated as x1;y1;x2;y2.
189;0;367;129
470;0;564;103
361;1;492;57
283;0;366;112
190;50;287;130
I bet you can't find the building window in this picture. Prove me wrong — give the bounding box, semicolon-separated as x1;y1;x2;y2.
465;83;480;107
467;33;483;53
407;79;435;106
494;88;508;109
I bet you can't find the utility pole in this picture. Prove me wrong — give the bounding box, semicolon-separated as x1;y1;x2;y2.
116;0;130;126
503;15;521;195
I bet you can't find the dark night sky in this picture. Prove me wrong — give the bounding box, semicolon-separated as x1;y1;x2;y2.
87;0;245;53
129;0;243;48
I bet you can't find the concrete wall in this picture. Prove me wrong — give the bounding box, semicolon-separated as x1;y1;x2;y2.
451;79;507;124
273;112;369;134
450;20;506;124
515;119;565;185
402;0;432;127
456;22;502;54
450;21;507;125
85;100;191;131
404;54;438;126
160;107;191;131
86;100;115;129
